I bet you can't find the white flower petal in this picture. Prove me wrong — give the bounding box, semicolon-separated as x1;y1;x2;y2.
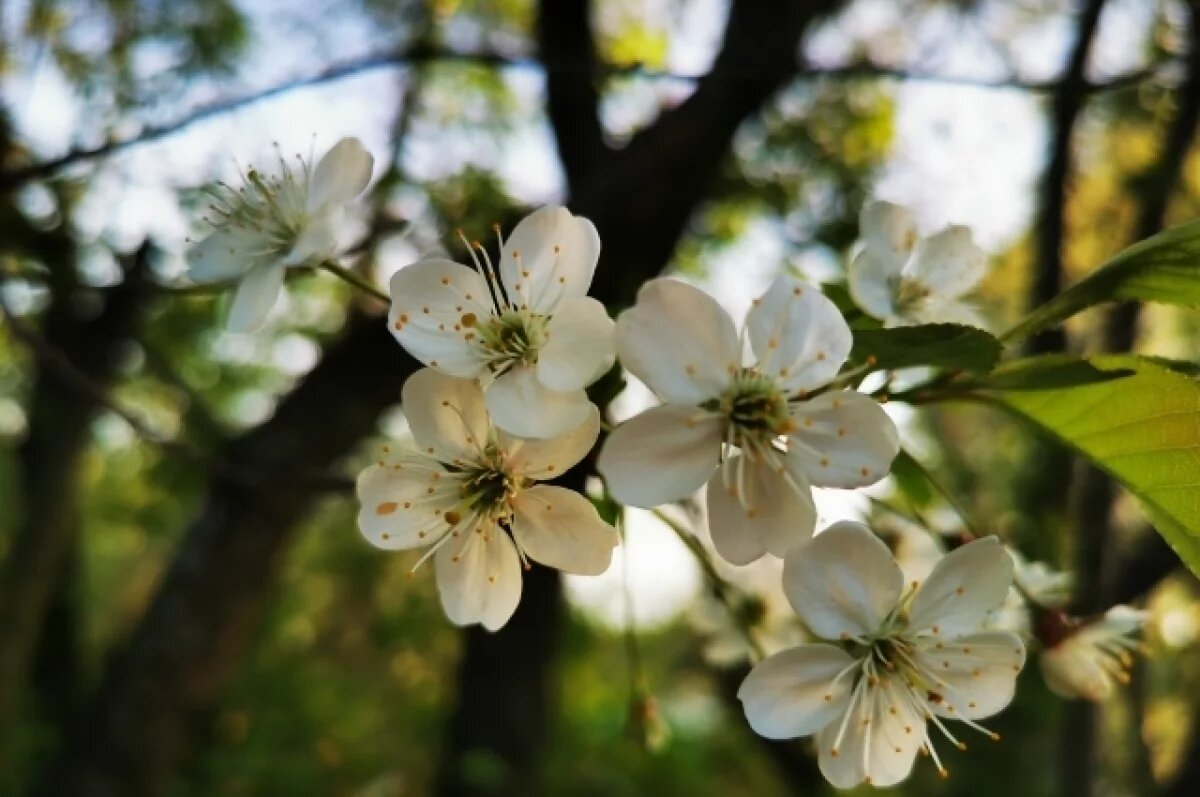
783;521;903;640
486;364;592;439
737;644;857;739
1040;640;1113;701
705;455;817;565
615;278;739;404
596;404;723;507
388;258;493;377
186;229;255;283
356;458;458;549
307;137;374;211
511;485;618;575
905;225;987;299
502;406;599;480
815;675;923;789
907;536;1014;636
787;390;899;488
401;368;491;463
848;248;901;321
435;529;523;631
227;263;285;332
914;631;1026;719
498;206;600;312
284;207;342;266
860;200;918;269
746;276;852;392
537;296;615;391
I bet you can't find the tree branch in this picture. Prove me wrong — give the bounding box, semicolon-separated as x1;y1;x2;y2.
1029;0;1108;356
537;0;608;191
33;314;419;797
0;244;153;746
33;76;428;796
432;3;849;795
0;47;1166;192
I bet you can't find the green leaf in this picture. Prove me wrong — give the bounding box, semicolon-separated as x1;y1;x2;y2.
852;324;1002;373
890;450;934;507
1003;218;1200;342
985;355;1200;578
975;355;1135;390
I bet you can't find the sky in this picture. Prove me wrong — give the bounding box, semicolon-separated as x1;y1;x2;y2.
1;0;1163;630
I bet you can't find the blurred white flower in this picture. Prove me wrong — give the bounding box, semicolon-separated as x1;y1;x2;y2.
388;206;614;440
187;137;375;331
690;555;806;666
738;522;1025;788
1040;606;1147;701
1012;552;1073;609
849;200;988;328
356;368;618;631
597;276;898;565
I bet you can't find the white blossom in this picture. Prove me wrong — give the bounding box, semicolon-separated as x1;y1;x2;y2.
187;137;375;331
387;206;615;440
597;276;899;565
849;200;989;328
1039;606;1146;701
356;368;618;631
738;522;1025;788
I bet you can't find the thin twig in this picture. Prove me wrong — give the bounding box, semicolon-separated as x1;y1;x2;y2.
0;48;1171;190
651;507;766;661
0;293;356;492
319;260;390;303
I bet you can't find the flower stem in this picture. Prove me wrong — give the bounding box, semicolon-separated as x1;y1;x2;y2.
652;507;767;662
320;260;390;303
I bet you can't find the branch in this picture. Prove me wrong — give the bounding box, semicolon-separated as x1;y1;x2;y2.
0;244;153;745
432;2;851;792
537;0;607;191
1028;0;1108;356
0;47;1168;191
578;0;847;309
33;78;426;795
34;314;420;796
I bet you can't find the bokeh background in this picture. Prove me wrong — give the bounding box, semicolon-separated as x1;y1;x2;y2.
1;0;1199;795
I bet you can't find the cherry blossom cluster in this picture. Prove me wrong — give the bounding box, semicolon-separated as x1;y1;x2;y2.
184;139;1149;790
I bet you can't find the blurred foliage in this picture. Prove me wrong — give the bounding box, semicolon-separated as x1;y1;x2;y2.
2;0;1200;796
